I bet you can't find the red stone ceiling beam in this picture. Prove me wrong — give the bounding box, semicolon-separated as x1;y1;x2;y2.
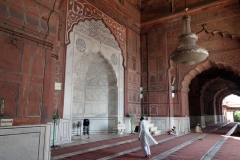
140;0;238;30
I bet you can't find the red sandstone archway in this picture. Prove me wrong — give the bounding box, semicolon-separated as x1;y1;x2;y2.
180;60;240;127
181;61;240;92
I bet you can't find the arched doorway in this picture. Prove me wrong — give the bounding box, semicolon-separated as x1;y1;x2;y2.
182;61;240;128
222;94;240;122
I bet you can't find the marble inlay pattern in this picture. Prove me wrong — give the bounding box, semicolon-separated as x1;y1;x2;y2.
74;20;120;51
65;0;126;68
66;0;102;44
76;38;86;52
84;53;117;116
111;54;118;65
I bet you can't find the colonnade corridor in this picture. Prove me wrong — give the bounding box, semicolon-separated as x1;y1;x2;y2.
51;122;240;160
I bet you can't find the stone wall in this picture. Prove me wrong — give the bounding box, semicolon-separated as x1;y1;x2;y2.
140;0;240;130
0;123;51;160
0;0;65;125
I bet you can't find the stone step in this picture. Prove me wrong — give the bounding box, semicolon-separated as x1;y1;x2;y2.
150;127;157;132
152;130;161;135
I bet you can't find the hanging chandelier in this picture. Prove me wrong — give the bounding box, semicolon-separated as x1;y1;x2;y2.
170;8;209;65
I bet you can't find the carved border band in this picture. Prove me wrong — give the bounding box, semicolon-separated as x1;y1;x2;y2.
65;0;126;66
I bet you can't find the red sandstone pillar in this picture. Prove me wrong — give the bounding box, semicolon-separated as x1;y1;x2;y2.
41;50;56;124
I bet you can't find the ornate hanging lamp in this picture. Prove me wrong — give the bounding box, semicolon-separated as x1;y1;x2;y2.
170;3;209;65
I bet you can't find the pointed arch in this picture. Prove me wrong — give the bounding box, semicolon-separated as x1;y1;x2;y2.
65;0;126;67
181;60;240;93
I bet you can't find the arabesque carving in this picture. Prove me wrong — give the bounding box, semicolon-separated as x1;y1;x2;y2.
66;0;126;66
66;0;102;40
197;24;240;42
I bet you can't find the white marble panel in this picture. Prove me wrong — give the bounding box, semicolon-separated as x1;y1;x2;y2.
73;56;91;74
118;89;124;117
124;117;131;133
85;89;108;101
73;87;84;102
0;124;51;160
182;117;190;132
108;101;117;115
63;32;75;119
71;117;117;134
90;120;108;133
151;117;168;131
73;74;86;86
72;102;84;115
61;119;70;141
85;102;107;115
109;89;117;101
171;117;181;129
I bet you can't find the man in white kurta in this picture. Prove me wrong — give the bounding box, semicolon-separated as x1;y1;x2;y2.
138;116;158;158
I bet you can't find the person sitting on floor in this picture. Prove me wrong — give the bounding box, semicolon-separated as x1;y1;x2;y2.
167;126;178;135
195;123;202;133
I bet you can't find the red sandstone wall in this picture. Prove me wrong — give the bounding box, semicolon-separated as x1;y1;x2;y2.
0;0;66;125
141;0;240;117
141;26;169;117
125;28;141;117
52;2;66;122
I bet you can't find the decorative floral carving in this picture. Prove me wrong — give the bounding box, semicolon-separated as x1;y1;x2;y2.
76;38;86;52
75;20;120;50
111;54;118;65
103;15;126;56
66;0;126;66
66;0;102;43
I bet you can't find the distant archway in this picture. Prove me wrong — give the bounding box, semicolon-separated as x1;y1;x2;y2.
181;60;240;128
233;110;240;122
